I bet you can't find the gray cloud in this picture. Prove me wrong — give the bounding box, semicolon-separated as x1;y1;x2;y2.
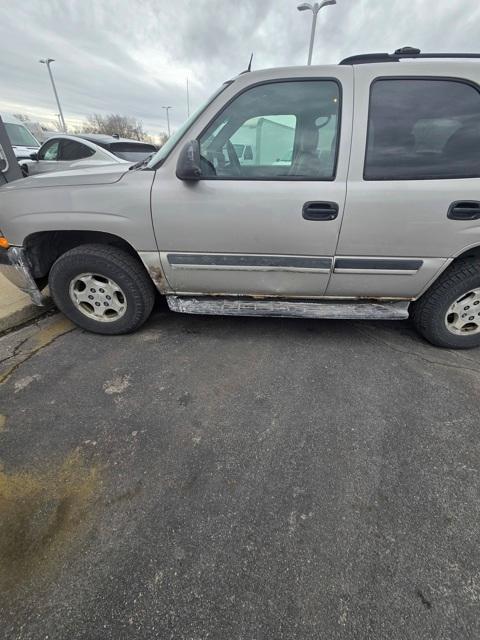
1;0;480;136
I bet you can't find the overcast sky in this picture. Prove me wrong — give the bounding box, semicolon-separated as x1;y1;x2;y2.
1;0;480;138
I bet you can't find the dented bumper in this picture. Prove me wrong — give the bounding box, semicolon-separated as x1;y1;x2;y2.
0;246;46;306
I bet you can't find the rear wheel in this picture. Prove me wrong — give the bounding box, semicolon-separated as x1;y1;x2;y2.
49;244;155;334
411;258;480;349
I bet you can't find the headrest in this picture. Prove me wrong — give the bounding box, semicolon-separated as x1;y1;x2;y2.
297;126;319;153
444;125;480;157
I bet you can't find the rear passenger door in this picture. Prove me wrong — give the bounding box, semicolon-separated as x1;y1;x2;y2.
59;139;96;168
330;64;480;299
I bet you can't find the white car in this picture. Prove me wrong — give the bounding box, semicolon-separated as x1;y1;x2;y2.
0;112;41;160
23;134;157;175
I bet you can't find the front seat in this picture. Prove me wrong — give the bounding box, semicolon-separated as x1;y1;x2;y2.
289;126;324;177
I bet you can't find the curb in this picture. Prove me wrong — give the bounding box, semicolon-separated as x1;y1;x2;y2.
0;273;54;333
0;295;54;334
0;302;55;335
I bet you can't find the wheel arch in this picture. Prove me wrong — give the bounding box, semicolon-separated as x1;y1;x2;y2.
416;244;480;300
24;229;142;282
452;243;480;261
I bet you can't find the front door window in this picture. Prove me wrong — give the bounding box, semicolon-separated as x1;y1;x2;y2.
198;80;340;180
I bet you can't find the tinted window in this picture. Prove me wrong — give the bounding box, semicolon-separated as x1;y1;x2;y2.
39;139;61;161
61;140;95;161
365;79;480;180
4;123;39;147
109;143;157;162
198;80;340;180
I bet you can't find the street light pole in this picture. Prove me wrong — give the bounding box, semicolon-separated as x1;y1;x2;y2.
39;58;67;132
162;106;172;137
297;1;337;65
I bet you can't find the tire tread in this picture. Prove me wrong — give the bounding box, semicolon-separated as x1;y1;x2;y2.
411;258;480;349
49;244;155;334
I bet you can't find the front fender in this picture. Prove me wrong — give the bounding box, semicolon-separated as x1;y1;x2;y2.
0;170;157;250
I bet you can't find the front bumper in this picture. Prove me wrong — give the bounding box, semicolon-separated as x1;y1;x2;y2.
0;247;46;306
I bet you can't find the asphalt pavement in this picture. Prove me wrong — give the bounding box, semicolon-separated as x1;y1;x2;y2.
0;308;479;639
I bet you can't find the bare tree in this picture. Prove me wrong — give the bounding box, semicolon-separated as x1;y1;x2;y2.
82;113;148;140
12;113;30;122
157;132;168;146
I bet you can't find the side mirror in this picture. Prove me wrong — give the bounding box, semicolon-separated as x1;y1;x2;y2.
176;140;202;181
30;152;39;161
0;145;8;173
244;145;253;161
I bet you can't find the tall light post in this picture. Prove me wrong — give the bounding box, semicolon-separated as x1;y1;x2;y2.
297;1;336;65
162;106;172;137
39;58;67;132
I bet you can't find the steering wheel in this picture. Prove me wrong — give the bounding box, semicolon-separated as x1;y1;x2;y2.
226;140;242;176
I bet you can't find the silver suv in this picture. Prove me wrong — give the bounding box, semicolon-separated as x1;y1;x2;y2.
2;48;480;349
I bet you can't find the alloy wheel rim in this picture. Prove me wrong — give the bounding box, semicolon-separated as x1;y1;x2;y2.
445;288;480;336
69;273;127;322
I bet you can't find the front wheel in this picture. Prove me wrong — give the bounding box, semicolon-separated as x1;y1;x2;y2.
411;258;480;349
49;244;155;335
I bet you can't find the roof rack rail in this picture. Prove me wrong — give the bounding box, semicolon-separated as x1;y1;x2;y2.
340;47;480;65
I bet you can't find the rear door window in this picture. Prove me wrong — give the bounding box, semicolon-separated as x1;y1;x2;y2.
60;140;95;161
365;78;480;180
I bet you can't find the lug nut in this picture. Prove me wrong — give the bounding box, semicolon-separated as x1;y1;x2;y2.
88;295;94;300
95;302;100;306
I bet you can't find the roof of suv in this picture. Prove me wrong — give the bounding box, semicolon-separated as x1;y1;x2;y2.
230;48;480;86
339;47;480;65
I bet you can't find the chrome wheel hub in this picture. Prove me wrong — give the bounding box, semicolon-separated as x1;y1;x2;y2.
69;273;127;323
445;288;480;336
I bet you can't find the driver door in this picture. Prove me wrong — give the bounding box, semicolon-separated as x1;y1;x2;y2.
151;69;353;298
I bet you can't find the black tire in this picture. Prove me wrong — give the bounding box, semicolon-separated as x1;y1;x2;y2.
49;244;155;335
411;258;480;349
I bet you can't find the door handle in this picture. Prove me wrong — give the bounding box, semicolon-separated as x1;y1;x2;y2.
448;201;480;221
302;201;339;221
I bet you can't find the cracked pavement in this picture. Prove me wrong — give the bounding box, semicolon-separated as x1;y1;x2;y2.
0;310;479;639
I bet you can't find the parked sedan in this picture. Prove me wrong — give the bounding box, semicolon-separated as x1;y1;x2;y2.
22;134;157;175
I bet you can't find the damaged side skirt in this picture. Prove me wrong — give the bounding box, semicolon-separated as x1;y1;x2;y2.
166;295;411;320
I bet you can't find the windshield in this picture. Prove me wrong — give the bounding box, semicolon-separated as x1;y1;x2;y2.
5;122;39;147
147;82;231;168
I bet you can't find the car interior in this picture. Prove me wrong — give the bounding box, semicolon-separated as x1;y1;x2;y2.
198;80;340;180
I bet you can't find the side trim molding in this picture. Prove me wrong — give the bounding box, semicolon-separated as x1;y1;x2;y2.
334;257;423;274
167;253;332;273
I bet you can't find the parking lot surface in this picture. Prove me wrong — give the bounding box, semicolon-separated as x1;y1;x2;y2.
0;309;479;639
